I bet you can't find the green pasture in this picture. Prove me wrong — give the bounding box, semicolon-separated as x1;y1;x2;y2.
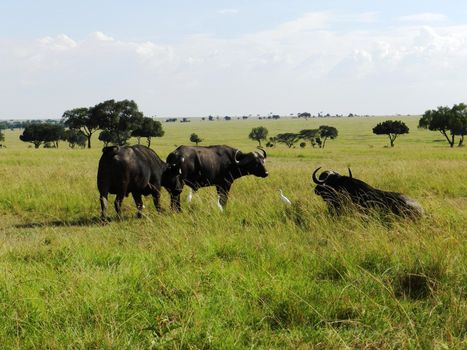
0;116;466;349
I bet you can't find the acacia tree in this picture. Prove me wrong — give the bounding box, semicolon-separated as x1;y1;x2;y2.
419;106;454;147
64;129;87;149
266;136;278;147
372;120;409;147
249;126;268;147
298;112;311;119
419;104;467;147
451;103;467;147
62;107;98;148
92;99;144;145
19;123;65;148
20;124;43;148
319;125;338;148
98;130;118;147
315;137;322;148
276;133;301;148
299;129;320;147
131;117;164;147
190;133;202;146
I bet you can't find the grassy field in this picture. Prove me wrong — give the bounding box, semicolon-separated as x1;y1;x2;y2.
0;116;466;349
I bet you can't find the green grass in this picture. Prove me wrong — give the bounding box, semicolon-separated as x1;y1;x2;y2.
0;117;466;349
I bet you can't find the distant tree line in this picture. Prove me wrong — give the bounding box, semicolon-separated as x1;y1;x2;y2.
0;119;62;131
12;102;466;150
166;112;370;122
19;100;164;149
297;112;361;119
164;113;369;123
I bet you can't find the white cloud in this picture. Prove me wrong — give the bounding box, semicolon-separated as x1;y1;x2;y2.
3;13;467;118
92;31;114;42
217;8;239;15
398;13;447;22
38;34;77;50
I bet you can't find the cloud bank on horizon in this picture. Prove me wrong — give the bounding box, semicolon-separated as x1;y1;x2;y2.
1;2;467;119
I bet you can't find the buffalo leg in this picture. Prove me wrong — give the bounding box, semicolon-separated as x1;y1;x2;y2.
152;186;162;213
216;184;231;209
170;191;182;212
114;193;124;220
100;194;109;219
132;192;144;218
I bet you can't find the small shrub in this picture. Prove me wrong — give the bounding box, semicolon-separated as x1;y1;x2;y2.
394;273;435;299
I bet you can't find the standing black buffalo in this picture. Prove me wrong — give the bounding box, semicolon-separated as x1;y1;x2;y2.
166;145;269;210
312;167;423;218
97;145;181;219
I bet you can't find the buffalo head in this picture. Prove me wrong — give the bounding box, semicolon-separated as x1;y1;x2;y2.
312;167;353;199
234;148;269;178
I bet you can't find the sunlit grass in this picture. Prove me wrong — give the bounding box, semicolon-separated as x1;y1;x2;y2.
0;116;466;349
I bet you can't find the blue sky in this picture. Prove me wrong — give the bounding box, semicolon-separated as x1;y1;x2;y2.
2;1;467;39
1;1;467;118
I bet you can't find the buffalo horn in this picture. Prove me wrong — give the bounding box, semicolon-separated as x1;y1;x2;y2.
348;168;352;178
234;149;241;164
258;147;267;159
312;167;326;184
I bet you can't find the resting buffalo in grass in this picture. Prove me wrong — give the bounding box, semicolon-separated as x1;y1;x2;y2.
312;167;423;218
166;145;269;210
97;145;181;219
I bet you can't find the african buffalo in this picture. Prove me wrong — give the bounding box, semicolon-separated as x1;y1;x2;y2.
312;167;423;218
166;145;269;210
97;145;181;219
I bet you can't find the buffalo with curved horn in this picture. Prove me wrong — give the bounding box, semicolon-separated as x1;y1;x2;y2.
166;145;268;210
312;167;423;218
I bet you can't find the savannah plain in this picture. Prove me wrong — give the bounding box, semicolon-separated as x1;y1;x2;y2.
0;116;465;349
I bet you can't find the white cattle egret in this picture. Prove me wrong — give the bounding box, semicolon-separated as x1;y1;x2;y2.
217;196;224;212
187;189;193;203
279;189;292;205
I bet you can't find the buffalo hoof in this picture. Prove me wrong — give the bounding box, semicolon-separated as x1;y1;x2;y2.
99;216;110;225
